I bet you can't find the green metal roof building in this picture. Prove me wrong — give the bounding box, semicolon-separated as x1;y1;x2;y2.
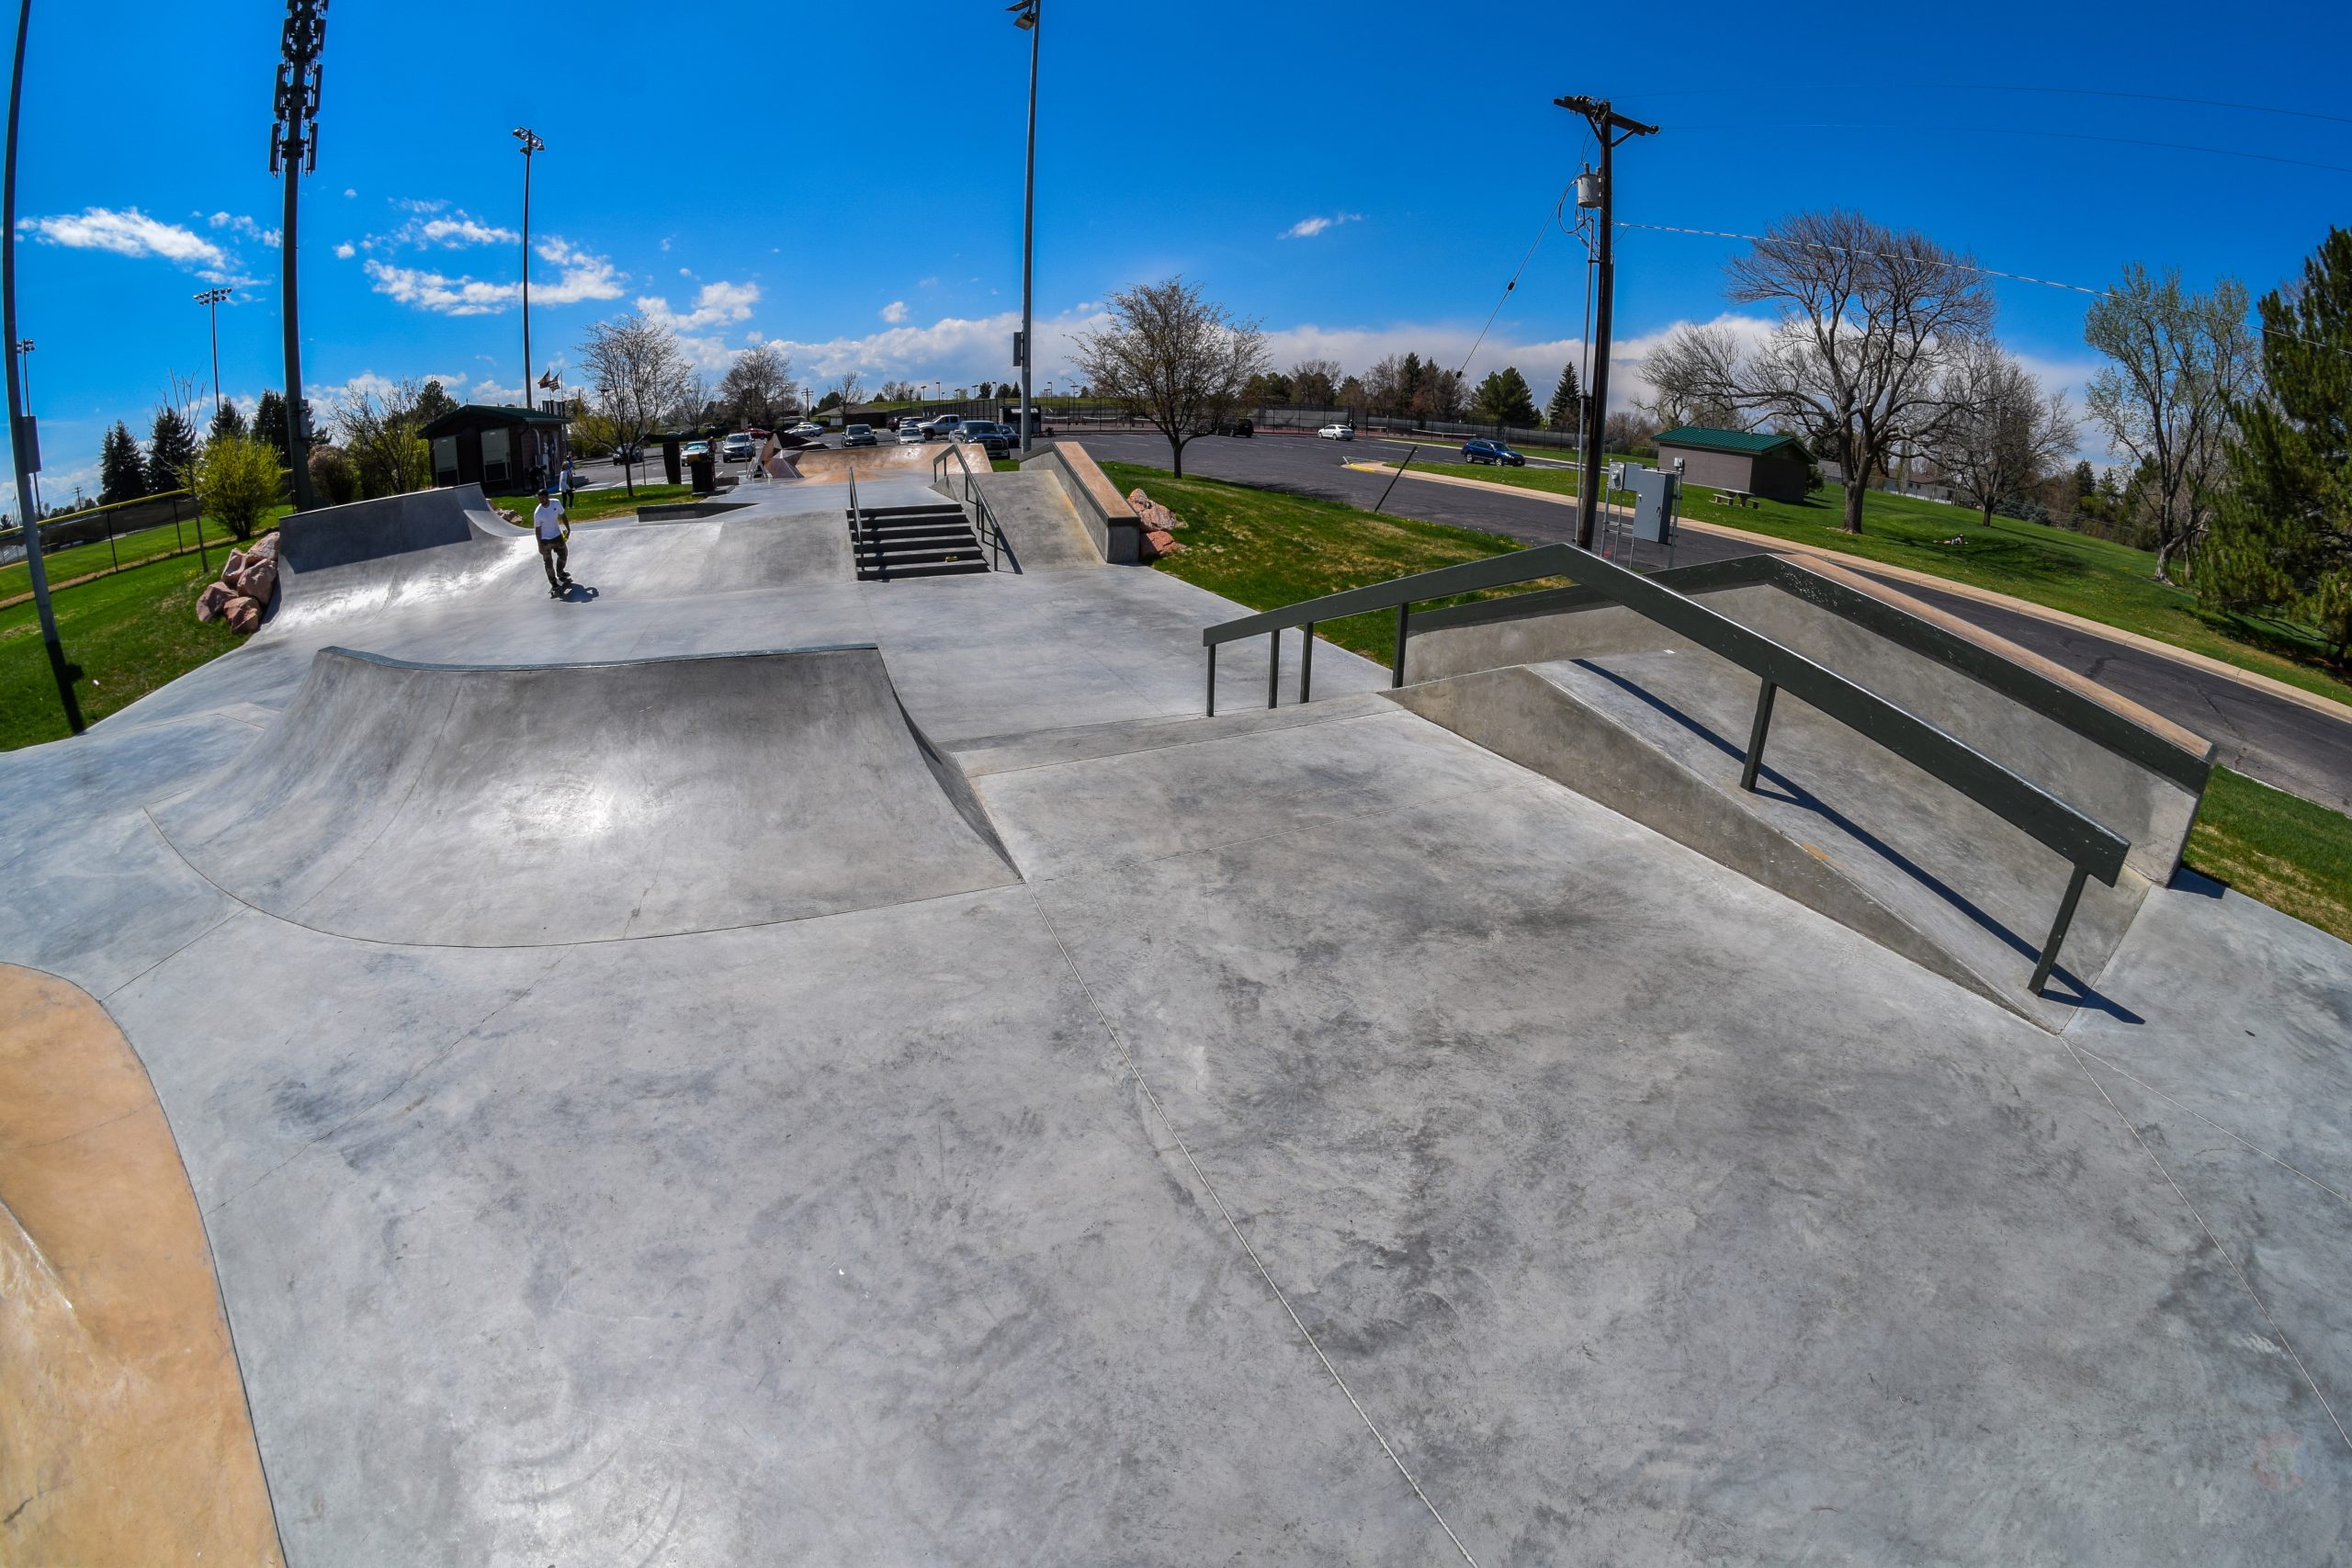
1653;426;1813;503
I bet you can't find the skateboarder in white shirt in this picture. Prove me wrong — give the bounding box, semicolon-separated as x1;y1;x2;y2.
533;487;572;596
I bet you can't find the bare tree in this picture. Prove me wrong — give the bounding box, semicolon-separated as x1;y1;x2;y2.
718;342;794;430
1923;343;2076;529
581;311;691;496
334;377;434;498
1290;357;1342;405
2084;264;2256;582
668;369;714;430
830;370;865;414
1071;278;1268;477
1638;322;1748;429
1643;211;1996;534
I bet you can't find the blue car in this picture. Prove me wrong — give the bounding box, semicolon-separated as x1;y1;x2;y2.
1462;438;1525;467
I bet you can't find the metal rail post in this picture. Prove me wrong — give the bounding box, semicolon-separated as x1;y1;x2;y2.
1739;680;1778;792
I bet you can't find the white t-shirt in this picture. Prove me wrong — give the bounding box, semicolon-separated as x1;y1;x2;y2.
533;501;565;540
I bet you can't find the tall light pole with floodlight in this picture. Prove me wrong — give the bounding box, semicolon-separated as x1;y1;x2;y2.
195;287;232;425
514;128;542;409
1010;0;1039;456
271;0;324;511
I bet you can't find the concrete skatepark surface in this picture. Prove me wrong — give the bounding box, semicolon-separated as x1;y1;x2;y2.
3;468;2348;1562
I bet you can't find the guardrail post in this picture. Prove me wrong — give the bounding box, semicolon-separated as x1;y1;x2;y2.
2030;865;2091;995
1267;628;1282;708
1391;604;1410;687
1204;643;1216;716
1299;621;1314;705
1739;679;1778;792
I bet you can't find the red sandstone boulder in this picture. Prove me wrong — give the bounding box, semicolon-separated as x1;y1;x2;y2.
196;581;232;622
223;596;263;634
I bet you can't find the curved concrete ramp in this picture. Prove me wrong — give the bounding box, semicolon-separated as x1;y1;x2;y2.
266;484;536;633
154;645;1018;946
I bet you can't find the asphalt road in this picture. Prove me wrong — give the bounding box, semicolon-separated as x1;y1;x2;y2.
1073;428;2352;809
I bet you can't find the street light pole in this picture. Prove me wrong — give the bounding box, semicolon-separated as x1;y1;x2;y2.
1555;94;1656;552
271;0;324;512
15;337;37;515
195;287;232;427
1011;0;1039;457
513;128;542;410
4;0;80;732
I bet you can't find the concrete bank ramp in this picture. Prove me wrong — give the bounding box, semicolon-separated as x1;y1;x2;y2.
153;645;1016;945
266;484;535;633
1395;559;2214;1026
962;469;1102;570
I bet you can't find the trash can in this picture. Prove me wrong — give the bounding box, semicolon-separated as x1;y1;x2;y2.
689;450;717;494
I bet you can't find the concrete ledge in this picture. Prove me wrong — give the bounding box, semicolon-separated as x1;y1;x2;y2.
1021;441;1140;564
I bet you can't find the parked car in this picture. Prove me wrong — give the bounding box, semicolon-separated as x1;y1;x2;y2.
681;441;710;461
719;434;755;463
897;423;927;445
612;443;644;465
786;421;822;437
921;413;963;440
1215;417;1255;438
1462;438;1526;467
1317;423;1355;441
843;423;877;447
953;420;1012;457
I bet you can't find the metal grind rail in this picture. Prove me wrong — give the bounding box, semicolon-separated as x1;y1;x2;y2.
931;441;1007;571
1201;541;2131;993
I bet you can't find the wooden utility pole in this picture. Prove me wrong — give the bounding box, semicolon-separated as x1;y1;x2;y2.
1555;96;1656;551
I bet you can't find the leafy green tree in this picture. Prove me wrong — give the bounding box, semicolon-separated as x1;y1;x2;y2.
209;400;249;443
1472;367;1541;427
194;434;286;542
1546;362;1582;431
413;378;458;429
146;405;199;494
2202;226;2352;664
309;443;359;505
99;421;147;504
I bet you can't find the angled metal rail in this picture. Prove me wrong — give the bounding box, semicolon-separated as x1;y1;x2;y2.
932;441;1007;571
1201;542;2131;993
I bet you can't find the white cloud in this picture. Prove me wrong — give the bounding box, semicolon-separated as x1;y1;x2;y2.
333;242;356;260
17;207;225;267
639;279;760;333
472;378;525;404
420;214;518;247
208;211;281;247
364;237;623;316
343;187;356;197
880;299;908;323
1281;212;1363;240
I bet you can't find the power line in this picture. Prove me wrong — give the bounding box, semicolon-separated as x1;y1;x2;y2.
1674;120;2352;177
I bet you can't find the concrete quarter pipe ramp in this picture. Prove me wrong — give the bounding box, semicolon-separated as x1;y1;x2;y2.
153;644;1017;945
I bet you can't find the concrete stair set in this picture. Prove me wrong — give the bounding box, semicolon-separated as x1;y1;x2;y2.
851;500;990;580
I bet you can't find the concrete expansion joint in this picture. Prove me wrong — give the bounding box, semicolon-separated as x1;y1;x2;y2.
1023;887;1483;1565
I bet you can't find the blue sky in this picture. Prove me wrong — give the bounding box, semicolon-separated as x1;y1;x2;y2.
8;0;2350;511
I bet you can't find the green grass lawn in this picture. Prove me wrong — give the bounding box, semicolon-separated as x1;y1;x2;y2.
1102;459;1563;661
0;552;243;750
1381;457;2352;707
1116;458;2352;941
2185;768;2352;942
488;484;694;525
1;503;289;604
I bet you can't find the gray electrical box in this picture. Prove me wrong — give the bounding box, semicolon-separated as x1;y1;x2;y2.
1627;464;1679;543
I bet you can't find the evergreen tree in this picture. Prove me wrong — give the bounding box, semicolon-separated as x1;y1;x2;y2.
413;378;458;429
254;389;289;460
209;400;249;443
147;405;199;494
1472;367;1541;427
2072;459;2096;504
1397;352;1426;416
2202;225;2352;663
1547;362;1583;431
99;421;147;504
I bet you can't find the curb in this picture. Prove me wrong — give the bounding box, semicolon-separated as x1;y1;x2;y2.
1346;461;2352;728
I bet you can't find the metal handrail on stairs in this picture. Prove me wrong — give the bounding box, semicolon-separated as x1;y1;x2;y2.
932;442;1006;571
1201;541;2131;993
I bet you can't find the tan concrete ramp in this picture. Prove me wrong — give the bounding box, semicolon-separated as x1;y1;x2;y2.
0;964;283;1565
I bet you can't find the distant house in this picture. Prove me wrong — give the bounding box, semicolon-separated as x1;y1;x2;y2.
421;403;571;493
1653;426;1812;504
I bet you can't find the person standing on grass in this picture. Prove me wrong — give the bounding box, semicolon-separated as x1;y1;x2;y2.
533;485;572;596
